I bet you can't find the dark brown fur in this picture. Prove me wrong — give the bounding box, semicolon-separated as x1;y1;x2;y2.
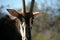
0;15;22;40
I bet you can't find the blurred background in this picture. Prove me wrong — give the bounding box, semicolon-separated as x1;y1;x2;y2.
0;0;60;40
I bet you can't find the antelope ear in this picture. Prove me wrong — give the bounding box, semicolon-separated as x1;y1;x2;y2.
33;12;40;16
7;9;22;17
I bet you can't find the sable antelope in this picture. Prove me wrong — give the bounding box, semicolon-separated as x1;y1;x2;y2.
0;0;40;40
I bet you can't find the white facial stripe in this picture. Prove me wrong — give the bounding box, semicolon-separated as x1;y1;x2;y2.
20;23;24;37
14;18;27;40
20;22;26;37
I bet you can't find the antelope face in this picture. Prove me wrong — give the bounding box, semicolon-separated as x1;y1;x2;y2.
7;0;39;40
7;9;39;40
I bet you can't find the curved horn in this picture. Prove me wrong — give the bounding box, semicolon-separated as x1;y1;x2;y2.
29;0;35;14
22;0;26;16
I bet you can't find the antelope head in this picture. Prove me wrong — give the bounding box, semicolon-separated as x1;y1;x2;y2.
7;0;40;40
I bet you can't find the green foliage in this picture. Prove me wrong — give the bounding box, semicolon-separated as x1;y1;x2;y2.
31;11;60;40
